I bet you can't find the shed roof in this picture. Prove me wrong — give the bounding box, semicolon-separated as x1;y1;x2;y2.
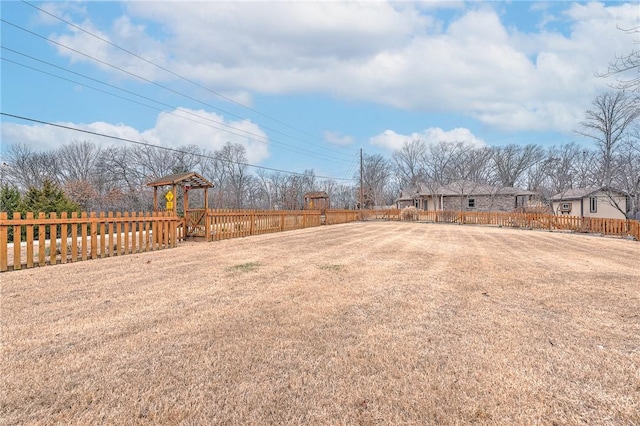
147;172;214;188
304;191;329;199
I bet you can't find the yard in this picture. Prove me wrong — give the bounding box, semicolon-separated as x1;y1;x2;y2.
1;222;639;424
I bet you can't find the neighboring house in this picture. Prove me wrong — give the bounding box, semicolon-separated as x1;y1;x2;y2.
550;187;627;219
395;181;540;212
396;187;418;209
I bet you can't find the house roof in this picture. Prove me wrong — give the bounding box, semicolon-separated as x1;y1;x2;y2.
550;187;625;201
147;172;214;188
416;180;537;197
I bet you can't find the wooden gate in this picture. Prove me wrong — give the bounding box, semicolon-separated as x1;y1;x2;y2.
185;209;207;238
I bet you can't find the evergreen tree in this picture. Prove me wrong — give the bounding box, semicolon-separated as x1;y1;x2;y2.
1;184;21;240
18;180;80;239
19;180;80;216
1;184;21;214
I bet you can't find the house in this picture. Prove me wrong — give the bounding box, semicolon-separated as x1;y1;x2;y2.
396;181;540;212
396;188;418;209
550;187;627;219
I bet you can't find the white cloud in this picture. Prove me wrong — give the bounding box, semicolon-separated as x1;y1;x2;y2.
43;1;640;132
323;131;354;146
0;108;271;164
370;127;485;151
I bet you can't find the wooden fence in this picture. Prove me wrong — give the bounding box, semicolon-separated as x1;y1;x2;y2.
377;209;640;241
325;209;361;225
206;209;322;241
0;211;179;272
3;207;637;272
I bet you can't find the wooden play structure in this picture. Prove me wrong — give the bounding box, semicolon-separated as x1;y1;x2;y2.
304;191;330;214
147;172;214;239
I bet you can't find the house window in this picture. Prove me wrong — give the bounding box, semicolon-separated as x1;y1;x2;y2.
561;203;571;211
467;198;476;209
590;197;597;213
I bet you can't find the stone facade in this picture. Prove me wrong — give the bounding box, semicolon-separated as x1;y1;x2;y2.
395;181;540;212
442;194;518;212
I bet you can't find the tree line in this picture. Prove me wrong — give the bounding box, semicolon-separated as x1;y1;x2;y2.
0;140;358;213
1;92;638;218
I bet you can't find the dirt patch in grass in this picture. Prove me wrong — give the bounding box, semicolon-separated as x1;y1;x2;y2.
2;222;639;424
227;261;261;273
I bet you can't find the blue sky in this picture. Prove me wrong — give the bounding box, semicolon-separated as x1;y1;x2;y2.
1;1;638;182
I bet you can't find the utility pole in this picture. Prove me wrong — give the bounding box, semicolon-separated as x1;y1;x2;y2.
359;148;364;210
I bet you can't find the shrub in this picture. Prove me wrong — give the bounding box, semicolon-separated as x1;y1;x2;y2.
401;206;418;221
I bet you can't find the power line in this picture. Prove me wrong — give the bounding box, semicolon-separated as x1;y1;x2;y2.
0;48;354;164
0;112;355;181
1;17;354;162
21;0;326;145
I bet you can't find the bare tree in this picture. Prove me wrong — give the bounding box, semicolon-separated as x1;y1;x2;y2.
569;147;599;189
599;26;640;92
578;91;639;187
491;144;545;188
392;139;427;189
215;142;252;208
450;145;494;184
1;143;60;191
542;144;578;196
255;169;274;209
57;140;102;183
614;130;640;218
422;141;464;186
358;153;392;208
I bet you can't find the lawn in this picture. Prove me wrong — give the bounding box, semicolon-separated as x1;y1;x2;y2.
2;222;639;424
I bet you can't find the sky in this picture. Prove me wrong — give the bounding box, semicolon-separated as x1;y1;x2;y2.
1;0;638;182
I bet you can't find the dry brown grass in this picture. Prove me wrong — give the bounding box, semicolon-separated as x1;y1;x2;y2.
2;222;640;425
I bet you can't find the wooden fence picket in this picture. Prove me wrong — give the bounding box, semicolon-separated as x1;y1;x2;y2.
1;208;637;273
12;212;21;270
0;210;181;272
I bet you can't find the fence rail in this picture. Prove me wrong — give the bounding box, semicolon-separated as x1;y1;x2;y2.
2;208;637;272
325;209;361;225
398;209;640;240
0;211;179;272
206;209;322;241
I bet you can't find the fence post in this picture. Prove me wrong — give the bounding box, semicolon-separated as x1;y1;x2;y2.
38;212;46;266
50;212;58;265
70;212;78;262
81;212;88;261
0;212;7;272
90;212;98;260
13;212;21;270
102;212;108;258
123;212;130;255
26;212;34;268
60;212;68;264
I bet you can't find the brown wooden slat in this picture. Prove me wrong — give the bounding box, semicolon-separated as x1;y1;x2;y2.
60;212;68;265
26;212;34;268
12;212;21;270
38;213;46;266
50;212;58;265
